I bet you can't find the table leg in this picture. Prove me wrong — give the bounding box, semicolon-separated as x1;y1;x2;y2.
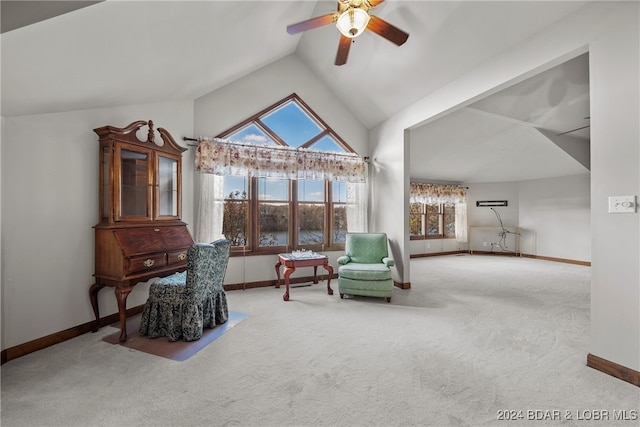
283;266;295;301
323;264;334;295
312;266;319;284
275;261;282;288
114;286;132;342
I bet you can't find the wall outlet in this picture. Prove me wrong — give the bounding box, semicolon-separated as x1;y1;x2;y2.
483;241;488;247
608;195;637;213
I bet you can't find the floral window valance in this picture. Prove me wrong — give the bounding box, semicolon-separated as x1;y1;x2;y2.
410;182;466;204
196;137;366;183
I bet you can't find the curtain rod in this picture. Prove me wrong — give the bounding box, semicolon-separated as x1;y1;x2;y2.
183;136;198;147
182;136;369;162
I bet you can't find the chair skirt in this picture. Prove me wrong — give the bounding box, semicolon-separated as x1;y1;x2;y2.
139;274;229;342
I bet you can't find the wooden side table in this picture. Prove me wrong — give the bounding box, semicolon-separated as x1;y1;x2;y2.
275;253;334;301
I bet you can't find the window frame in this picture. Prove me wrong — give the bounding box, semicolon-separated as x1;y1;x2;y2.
217;93;360;256
410;202;456;240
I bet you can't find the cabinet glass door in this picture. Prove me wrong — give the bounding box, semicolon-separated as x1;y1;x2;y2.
156;154;180;219
116;146;152;221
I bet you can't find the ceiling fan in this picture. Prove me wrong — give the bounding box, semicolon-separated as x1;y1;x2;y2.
286;0;409;66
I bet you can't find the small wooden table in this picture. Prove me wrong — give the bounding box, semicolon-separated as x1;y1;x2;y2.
275;253;334;301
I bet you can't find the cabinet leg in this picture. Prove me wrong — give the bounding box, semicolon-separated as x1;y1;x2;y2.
275;261;282;288
89;282;105;332
114;287;132;342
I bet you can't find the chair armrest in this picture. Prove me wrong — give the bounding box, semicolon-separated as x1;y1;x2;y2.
382;257;394;267
337;255;351;265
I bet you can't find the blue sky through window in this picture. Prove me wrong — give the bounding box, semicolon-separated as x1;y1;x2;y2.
261;101;322;147
258;178;288;201
229;123;277;145
312;135;347;153
298;179;324;202
224;176;247;198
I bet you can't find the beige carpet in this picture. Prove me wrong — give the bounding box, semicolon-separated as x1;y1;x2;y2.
1;255;638;427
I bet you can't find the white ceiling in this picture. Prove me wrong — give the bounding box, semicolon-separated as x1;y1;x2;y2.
410;53;590;183
1;0;591;183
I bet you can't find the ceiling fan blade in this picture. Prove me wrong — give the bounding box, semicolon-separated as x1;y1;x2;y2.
287;13;337;35
335;35;352;66
366;0;386;8
366;15;409;46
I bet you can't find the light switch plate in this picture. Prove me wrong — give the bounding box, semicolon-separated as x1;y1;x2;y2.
608;195;637;213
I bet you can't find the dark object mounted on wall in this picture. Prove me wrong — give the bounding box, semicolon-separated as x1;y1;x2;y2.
476;200;508;207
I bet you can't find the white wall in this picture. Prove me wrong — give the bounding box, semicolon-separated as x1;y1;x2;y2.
193;55;369;286
519;174;590;262
371;2;639;371
466;182;520;254
409;238;461;256
410;176;591;262
588;4;640;371
1;101;193;349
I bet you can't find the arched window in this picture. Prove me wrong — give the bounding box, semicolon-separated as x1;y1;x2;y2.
203;94;365;255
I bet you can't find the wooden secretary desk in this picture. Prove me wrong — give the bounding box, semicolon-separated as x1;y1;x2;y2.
89;120;193;342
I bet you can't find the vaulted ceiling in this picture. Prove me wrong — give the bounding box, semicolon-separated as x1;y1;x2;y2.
1;0;591;183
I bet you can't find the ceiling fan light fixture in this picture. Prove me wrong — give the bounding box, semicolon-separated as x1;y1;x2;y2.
336;8;370;38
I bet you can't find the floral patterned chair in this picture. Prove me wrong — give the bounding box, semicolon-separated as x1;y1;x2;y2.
338;233;395;303
139;240;230;341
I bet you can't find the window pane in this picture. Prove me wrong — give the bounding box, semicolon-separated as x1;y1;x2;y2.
410;203;423;214
299;203;325;245
426;204;440;236
228;123;278;145
259;202;289;246
332;181;347;202
258;178;288;201
333;205;347;243
309;135;347;153
298;179;324;202
223;200;248;247
224;176;248;199
444;203;456;237
261;101;322;147
410;203;423;236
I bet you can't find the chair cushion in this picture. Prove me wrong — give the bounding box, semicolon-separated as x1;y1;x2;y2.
155;271;187;286
339;263;391;281
345;233;389;264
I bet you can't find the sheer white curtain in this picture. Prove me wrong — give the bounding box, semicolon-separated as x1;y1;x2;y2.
346;179;368;232
455;203;468;243
195;173;225;243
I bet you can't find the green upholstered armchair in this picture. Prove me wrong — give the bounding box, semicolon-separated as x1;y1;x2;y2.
337;233;394;303
139;240;230;341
